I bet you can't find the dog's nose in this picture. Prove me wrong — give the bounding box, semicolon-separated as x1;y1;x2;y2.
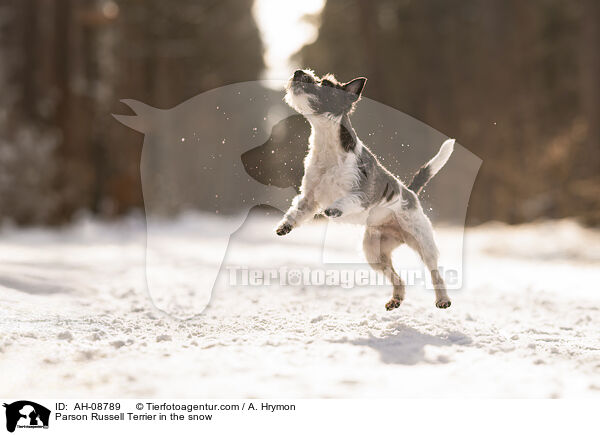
293;70;315;84
294;70;316;86
293;70;306;79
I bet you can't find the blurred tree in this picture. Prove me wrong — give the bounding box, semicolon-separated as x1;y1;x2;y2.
298;0;599;225
577;0;600;223
0;0;264;224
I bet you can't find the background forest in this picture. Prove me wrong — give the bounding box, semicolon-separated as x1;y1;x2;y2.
0;0;598;226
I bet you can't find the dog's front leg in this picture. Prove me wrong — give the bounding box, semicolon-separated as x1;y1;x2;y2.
275;193;318;236
324;194;365;218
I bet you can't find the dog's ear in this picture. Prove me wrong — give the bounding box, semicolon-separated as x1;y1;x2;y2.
343;77;367;97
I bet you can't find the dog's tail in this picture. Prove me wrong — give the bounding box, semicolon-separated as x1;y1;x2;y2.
407;139;455;195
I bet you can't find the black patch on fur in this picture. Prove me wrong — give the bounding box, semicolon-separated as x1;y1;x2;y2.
408;165;431;194
307;84;357;116
386;187;396;201
339;114;359;153
356;150;369;178
381;183;389;200
358;162;368;178
381;181;400;202
340;123;355;152
401;186;417;209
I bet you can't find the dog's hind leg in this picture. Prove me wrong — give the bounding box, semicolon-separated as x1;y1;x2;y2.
363;226;405;311
399;211;451;309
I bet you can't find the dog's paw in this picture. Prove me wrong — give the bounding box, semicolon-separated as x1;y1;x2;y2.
324;207;343;218
275;222;293;236
385;298;403;311
435;297;451;309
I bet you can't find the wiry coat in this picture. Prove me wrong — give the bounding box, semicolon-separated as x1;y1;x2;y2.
276;69;455;310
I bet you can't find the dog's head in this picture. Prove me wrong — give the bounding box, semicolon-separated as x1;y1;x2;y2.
284;69;366;118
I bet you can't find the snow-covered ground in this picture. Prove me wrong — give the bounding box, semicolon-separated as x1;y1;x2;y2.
1;211;599;398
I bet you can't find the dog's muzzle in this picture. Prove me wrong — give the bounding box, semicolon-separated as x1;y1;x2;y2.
293;70;314;84
290;70;314;94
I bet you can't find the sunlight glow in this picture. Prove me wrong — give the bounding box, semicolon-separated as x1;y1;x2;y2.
253;0;325;81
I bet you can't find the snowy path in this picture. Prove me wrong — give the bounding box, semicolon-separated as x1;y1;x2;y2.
1;213;599;398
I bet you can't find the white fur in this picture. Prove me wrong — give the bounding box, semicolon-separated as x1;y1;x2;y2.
284;91;316;116
305;119;360;204
427;138;455;176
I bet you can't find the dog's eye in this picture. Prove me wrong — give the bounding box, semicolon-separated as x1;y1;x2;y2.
322;80;334;87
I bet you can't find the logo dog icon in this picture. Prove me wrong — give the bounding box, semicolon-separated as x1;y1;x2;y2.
3;401;50;433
